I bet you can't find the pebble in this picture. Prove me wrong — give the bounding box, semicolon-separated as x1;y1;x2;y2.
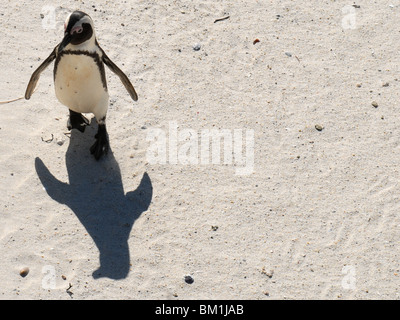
19;267;29;277
193;44;201;51
261;267;274;278
372;101;378;108
315;124;324;131
285;52;292;57
184;275;194;284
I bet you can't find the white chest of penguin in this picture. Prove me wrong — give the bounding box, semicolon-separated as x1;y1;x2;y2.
54;53;109;114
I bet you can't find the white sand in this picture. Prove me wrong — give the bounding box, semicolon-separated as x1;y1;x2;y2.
1;0;400;299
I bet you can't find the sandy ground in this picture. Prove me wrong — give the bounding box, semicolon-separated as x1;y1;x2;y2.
1;0;400;300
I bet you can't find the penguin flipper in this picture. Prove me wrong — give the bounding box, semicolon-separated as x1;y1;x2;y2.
25;47;57;100
101;50;138;102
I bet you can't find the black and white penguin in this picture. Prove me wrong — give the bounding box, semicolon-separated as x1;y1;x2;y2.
25;10;138;160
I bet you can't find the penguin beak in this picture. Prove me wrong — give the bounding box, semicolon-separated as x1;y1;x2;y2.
58;32;72;54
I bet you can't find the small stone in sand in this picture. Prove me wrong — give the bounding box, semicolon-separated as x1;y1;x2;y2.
184;275;194;284
19;267;29;277
193;44;201;51
261;267;274;278
315;124;324;131
372;101;378;108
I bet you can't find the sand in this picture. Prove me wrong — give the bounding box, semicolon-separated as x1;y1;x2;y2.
1;0;400;299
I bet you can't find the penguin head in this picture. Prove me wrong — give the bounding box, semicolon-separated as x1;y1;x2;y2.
58;11;95;53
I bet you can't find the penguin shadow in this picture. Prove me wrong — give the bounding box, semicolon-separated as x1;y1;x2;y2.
34;120;152;280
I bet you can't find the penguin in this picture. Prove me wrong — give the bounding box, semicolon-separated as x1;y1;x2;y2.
25;10;138;160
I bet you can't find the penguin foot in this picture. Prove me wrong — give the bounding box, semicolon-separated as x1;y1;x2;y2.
67;110;89;133
90;124;109;160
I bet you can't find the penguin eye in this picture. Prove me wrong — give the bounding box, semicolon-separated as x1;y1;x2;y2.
71;26;83;34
